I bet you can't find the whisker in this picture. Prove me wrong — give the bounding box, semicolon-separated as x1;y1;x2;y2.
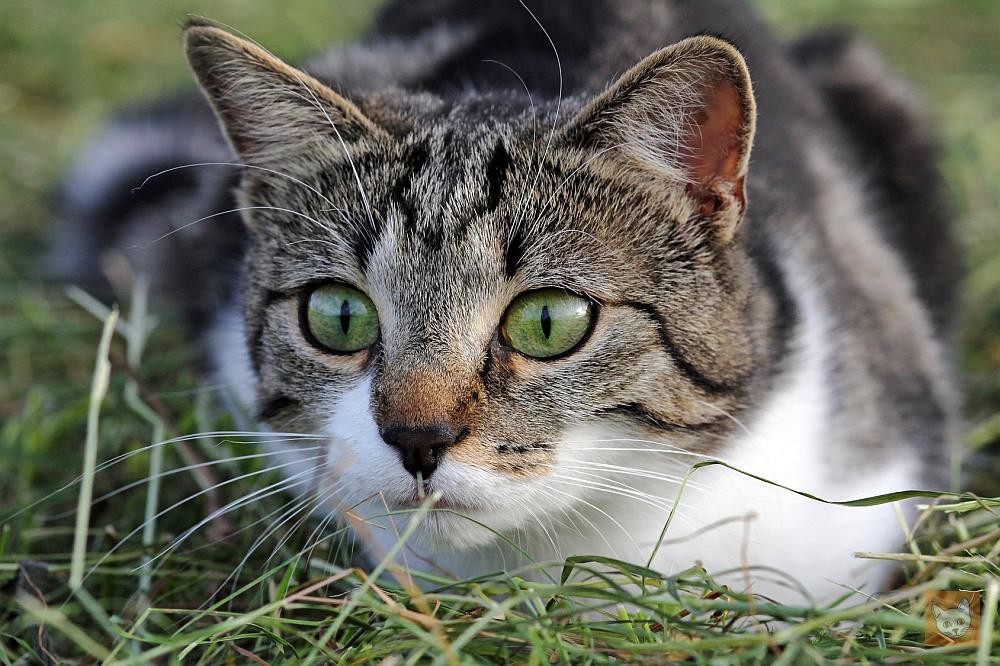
43;448;321;520
220;482;343;603
536;481;635;555
556;461;716;495
260;483;345;571
132;162;336;207
137;460;329;571
6;431;323;521
548;475;680;516
694;399;753;437
508;0;564;250
481;59;537;148
132;205;334;249
275;79;381;249
534;435;712;456
82;455;324;584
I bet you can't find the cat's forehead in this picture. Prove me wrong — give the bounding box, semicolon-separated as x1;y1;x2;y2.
251;103;696;301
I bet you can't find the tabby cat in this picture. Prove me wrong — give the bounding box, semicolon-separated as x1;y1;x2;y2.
53;0;959;600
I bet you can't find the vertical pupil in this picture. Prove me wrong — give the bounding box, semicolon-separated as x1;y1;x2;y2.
339;299;351;334
540;304;551;339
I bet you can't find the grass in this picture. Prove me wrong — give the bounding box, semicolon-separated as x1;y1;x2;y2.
1;0;999;663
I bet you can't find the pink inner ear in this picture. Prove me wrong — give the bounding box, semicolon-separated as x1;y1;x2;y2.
681;78;745;190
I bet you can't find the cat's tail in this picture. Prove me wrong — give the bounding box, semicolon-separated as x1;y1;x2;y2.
49;94;246;328
790;28;959;341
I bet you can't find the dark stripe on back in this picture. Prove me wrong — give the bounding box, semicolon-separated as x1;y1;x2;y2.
624;301;741;395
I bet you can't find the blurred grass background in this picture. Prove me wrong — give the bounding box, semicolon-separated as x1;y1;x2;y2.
0;0;998;504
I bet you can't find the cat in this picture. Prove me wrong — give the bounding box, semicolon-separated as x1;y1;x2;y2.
51;0;959;602
932;598;972;640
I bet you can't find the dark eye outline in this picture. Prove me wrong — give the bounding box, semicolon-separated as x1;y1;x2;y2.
498;288;600;361
298;282;381;356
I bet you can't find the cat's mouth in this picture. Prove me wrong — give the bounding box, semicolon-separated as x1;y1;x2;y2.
395;487;480;514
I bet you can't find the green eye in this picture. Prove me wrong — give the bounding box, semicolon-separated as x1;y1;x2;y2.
304;283;379;353
501;288;594;359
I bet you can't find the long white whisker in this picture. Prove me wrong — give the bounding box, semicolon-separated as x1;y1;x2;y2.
133;206;333;248
260;482;345;572
536;481;635;555
694;399;753;437
220;482;343;602
7;431;323;521
132;162;336;207
44;448;321;520
137;460;329;571
509;0;563;250
81;455;324;584
549;475;674;514
556;461;716;495
277;77;380;248
481;59;537;149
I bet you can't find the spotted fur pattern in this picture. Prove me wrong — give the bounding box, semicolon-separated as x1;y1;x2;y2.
55;0;958;601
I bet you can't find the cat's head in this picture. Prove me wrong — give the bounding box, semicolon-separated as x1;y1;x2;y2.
932;598;972;639
185;24;773;550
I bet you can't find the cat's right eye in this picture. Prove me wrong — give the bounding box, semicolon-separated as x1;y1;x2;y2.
303;283;380;353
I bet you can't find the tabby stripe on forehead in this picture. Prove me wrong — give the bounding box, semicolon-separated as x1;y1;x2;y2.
354;142;430;270
485;140;511;213
504;225;527;278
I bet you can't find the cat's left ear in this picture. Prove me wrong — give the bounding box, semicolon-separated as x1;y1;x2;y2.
559;36;755;243
183;23;385;162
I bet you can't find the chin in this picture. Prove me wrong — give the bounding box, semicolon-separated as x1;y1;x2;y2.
348;460;541;558
408;511;504;551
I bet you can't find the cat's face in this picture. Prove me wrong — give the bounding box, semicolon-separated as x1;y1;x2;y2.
932;599;972;639
186;25;766;549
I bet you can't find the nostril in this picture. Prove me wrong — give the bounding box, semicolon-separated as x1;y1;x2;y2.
381;425;460;479
382;425;458;450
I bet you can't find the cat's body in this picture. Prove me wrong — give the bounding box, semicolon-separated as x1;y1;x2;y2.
54;0;958;601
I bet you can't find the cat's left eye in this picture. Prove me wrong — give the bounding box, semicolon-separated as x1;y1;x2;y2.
501;288;594;359
303;283;379;353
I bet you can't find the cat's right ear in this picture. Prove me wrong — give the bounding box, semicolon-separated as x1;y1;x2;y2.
932;605;943;619
183;22;385;161
558;36;756;244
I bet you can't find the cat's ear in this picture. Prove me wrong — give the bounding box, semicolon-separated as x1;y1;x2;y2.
932;605;944;618
559;36;755;243
958;598;970;612
183;23;385;161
